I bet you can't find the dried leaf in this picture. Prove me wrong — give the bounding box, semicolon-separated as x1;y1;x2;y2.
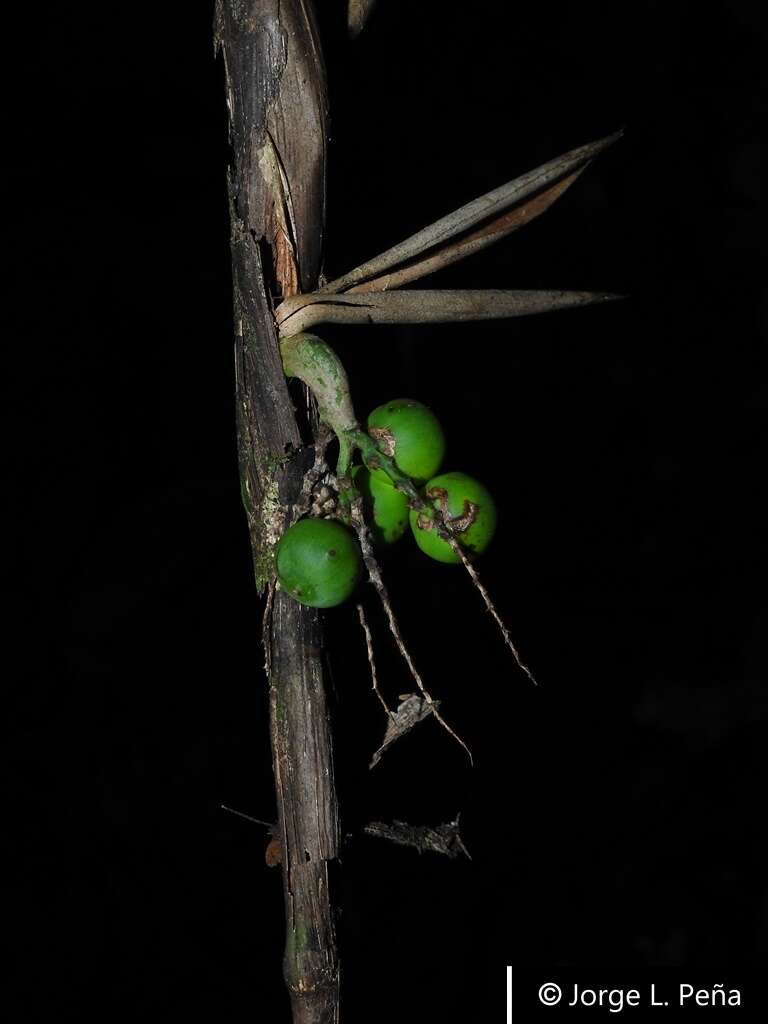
278;288;622;337
319;130;622;294
369;694;438;768
364;815;471;860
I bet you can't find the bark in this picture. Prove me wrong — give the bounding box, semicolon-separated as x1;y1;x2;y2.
215;3;339;1022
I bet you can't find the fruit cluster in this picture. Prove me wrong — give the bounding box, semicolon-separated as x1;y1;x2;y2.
276;399;497;607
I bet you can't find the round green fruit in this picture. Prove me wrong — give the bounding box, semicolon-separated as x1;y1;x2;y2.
409;471;497;564
276;518;362;608
366;398;445;484
351;465;409;545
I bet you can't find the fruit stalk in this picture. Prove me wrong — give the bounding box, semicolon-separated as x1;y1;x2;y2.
280;332;359;474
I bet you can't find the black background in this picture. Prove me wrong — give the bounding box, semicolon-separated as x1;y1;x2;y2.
8;1;768;1019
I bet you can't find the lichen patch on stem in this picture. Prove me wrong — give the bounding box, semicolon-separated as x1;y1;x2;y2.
254;475;284;591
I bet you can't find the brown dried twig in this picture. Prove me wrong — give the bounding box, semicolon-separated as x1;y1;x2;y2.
446;536;537;686
356;602;393;719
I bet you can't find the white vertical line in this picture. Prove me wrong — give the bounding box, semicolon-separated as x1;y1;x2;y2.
507;965;513;1023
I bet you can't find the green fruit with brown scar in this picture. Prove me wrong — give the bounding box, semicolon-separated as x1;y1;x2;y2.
366;398;445;484
409;471;497;563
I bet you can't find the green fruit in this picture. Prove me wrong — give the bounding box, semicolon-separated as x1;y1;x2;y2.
351;465;409;545
276;518;362;608
409;471;497;564
366;398;445;484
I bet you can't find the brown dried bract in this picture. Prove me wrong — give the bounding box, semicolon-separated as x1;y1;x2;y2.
425;485;448;509
368;426;396;457
265;836;283;867
416;510;434;531
445;499;478;535
424;486;479;535
369;694;439;768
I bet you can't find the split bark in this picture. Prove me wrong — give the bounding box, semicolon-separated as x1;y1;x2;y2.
215;3;339;1022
